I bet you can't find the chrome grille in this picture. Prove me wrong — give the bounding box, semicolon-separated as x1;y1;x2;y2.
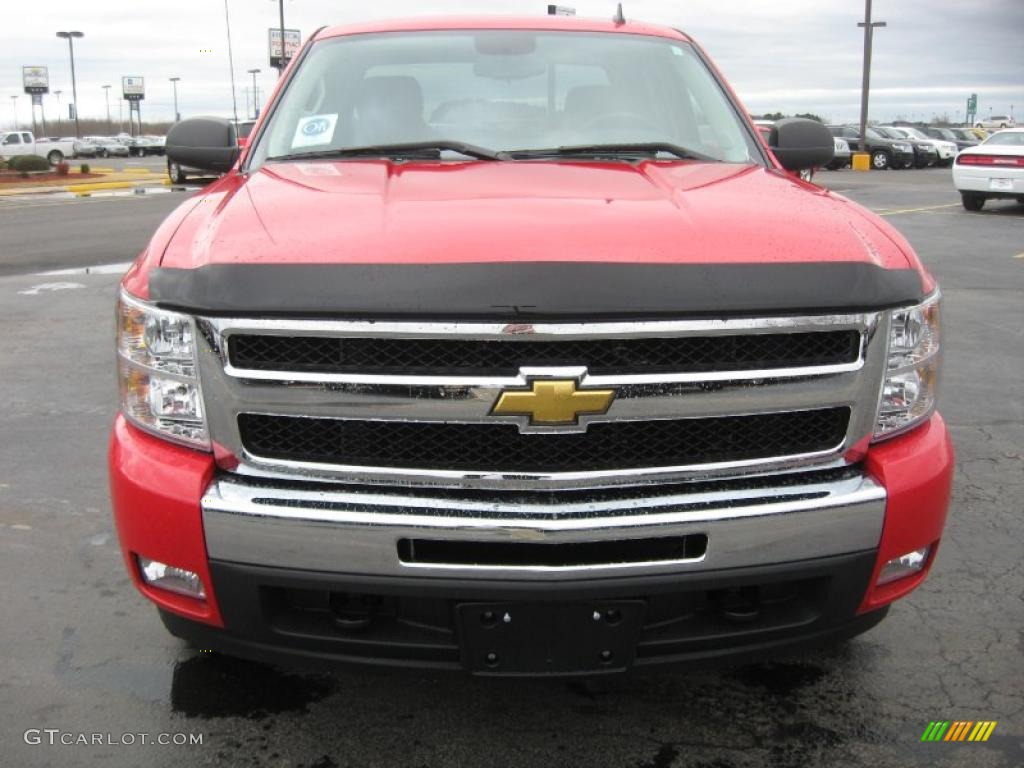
228;330;861;376
238;409;850;472
194;314;888;490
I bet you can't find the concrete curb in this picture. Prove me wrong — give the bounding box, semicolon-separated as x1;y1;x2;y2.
67;177;166;195
1;171;167;197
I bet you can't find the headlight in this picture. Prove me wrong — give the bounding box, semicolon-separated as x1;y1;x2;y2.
873;291;941;440
117;291;209;449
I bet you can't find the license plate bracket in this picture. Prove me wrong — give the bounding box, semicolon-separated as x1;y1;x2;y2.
990;178;1013;191
457;600;646;675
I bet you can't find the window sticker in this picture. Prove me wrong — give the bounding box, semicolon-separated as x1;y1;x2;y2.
292;114;338;148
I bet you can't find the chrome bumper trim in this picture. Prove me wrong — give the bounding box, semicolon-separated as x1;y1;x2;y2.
202;471;886;580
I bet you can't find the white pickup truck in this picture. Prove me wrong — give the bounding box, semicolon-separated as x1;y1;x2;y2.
0;131;78;165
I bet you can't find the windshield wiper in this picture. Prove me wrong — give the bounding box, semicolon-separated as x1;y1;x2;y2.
267;140;510;162
507;142;720;162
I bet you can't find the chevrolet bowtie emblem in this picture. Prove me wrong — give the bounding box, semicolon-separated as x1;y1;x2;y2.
492;379;615;426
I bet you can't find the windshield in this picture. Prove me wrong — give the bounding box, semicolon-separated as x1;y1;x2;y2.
983;131;1024;146
899;126;929;140
248;30;760;165
875;127;905;140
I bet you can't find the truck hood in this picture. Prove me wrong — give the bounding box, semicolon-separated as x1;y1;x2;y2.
158;160;913;271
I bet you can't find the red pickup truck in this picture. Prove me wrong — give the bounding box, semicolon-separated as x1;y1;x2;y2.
110;15;952;675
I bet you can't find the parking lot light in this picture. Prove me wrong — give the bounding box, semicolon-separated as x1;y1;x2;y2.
247;69;261;118
56;31;84;138
856;1;886;153
170;77;181;122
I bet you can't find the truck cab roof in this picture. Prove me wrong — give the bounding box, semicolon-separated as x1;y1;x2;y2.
314;15;692;43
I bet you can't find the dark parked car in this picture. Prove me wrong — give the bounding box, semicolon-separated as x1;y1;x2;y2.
827;125;914;171
927;126;977;152
875;126;938;168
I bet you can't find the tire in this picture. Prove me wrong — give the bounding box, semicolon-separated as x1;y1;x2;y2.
98;148;108;158
168;161;187;184
46;150;63;165
798;168;814;182
961;193;985;211
871;150;891;170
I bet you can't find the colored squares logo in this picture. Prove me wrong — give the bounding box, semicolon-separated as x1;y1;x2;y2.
921;721;997;742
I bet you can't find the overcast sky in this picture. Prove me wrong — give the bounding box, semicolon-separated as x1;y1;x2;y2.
5;0;1022;132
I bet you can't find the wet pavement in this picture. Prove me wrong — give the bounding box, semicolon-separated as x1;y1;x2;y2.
0;168;1021;767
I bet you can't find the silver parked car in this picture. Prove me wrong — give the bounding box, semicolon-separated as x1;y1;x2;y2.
84;136;131;158
73;138;100;157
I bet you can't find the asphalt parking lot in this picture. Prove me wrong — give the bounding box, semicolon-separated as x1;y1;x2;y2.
0;167;1021;768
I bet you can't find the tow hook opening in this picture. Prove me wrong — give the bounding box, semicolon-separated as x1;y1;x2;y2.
328;593;385;631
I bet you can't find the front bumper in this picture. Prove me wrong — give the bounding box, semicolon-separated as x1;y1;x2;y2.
109;412;953;671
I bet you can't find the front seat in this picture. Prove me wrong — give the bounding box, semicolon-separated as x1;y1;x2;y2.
352;75;431;145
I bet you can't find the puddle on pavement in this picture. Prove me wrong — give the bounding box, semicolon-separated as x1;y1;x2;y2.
170;654;334;719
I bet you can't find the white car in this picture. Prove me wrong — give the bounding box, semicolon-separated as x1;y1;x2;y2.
886;126;958;167
952;128;1024;211
974;116;1016;131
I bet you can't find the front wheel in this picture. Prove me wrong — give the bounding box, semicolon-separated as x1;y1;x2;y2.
168;161;187;184
961;193;985;211
871;150;891;170
798;168;814;183
46;150;63;165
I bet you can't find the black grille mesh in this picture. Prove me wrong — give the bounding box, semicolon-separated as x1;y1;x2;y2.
238;408;850;472
229;331;860;375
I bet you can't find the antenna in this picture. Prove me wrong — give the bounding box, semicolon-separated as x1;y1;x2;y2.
613;3;625;24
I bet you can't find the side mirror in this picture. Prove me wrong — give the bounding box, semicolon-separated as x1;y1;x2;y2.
769;118;834;172
166;117;239;174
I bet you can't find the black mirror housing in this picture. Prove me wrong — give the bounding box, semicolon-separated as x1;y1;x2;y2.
166;117;239;173
769;118;834;172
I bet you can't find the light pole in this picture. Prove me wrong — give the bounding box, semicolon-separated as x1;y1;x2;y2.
169;77;181;122
54;90;63;134
56;30;84;138
277;0;286;75
247;69;261;118
102;84;112;130
223;0;239;126
856;1;886;153
10;95;17;130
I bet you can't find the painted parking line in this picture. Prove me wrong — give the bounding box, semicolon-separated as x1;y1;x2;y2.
41;262;133;276
874;203;960;216
1014;252;1024;260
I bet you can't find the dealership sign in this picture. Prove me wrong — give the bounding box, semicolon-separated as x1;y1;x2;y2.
23;66;49;95
122;76;145;101
269;28;301;68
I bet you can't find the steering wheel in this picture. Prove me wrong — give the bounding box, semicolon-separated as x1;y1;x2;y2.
580;111;663;133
